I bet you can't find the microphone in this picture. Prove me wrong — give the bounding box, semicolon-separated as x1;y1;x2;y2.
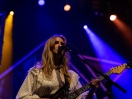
58;45;67;51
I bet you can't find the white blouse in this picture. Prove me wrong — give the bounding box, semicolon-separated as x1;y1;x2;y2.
16;66;97;99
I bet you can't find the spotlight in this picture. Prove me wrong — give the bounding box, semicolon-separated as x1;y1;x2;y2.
64;4;71;11
83;25;88;29
38;0;45;6
110;15;117;21
94;12;99;15
10;11;14;15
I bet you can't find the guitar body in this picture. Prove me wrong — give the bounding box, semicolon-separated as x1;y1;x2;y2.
40;85;69;99
50;90;66;99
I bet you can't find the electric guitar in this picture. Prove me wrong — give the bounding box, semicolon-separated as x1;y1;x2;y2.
41;63;132;99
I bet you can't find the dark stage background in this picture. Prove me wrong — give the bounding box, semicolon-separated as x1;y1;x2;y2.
0;0;132;99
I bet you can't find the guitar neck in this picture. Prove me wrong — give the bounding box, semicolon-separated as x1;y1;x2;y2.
65;70;112;99
98;70;112;81
63;63;131;99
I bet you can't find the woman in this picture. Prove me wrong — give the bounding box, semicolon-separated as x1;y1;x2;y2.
16;34;99;99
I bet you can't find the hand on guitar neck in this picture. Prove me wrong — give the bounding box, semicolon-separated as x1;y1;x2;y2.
90;78;100;89
87;78;100;98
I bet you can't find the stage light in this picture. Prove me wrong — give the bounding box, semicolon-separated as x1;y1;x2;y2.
10;11;14;15
94;12;99;15
64;4;71;11
110;15;117;21
83;25;88;29
38;0;45;6
1;11;13;73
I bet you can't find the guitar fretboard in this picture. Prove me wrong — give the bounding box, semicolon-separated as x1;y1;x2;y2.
64;70;112;99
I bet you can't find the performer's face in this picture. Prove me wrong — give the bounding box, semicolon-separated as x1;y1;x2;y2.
53;37;65;55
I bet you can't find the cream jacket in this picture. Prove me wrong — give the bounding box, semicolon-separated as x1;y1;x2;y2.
16;66;97;99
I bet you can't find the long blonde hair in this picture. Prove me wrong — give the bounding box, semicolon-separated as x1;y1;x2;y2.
41;34;71;84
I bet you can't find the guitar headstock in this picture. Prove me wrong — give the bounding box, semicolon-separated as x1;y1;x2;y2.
110;62;132;74
110;64;126;74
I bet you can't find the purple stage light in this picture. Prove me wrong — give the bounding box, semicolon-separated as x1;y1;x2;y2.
83;25;88;29
38;0;45;6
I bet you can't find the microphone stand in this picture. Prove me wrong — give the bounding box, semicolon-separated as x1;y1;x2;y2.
65;47;126;99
